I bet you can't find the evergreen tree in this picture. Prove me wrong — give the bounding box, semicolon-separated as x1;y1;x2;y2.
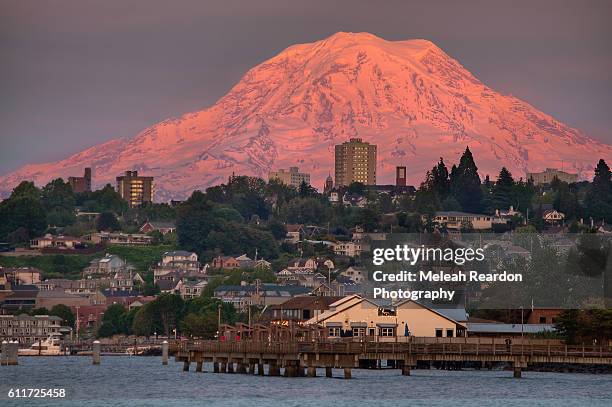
492;167;515;211
585;159;612;223
450;147;483;213
431;158;450;199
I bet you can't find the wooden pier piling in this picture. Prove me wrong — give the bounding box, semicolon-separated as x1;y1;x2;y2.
162;341;169;365
92;341;101;365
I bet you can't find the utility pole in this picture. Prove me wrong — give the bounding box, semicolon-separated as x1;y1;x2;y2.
217;303;222;340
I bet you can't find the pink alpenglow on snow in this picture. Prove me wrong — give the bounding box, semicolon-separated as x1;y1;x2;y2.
1;32;610;200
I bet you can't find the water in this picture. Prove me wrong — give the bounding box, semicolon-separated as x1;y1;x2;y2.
1;357;611;406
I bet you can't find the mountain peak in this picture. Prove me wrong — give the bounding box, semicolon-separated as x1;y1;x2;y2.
0;34;609;200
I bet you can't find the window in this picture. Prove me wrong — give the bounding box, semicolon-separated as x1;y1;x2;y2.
378;327;396;337
446;329;454;338
539;316;547;324
328;327;341;337
368;328;375;337
353;327;366;337
435;329;443;338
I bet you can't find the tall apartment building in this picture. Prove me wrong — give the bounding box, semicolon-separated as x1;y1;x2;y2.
116;170;154;207
334;138;377;186
527;168;578;186
268;167;311;188
68;167;92;193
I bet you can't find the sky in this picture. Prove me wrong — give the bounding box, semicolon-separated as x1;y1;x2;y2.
1;0;611;175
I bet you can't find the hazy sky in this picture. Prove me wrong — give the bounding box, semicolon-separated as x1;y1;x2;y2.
1;0;611;174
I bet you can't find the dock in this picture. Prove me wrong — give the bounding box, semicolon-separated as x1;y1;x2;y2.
175;338;612;378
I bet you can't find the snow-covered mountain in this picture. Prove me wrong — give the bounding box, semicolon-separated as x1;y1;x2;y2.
1;32;610;200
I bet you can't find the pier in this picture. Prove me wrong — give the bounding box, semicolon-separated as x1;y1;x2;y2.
175;338;612;378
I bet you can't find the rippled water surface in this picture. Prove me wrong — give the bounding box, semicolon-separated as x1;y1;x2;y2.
1;357;611;406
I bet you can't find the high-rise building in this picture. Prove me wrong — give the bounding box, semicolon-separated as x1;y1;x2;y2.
268;167;310;188
526;168;578;186
334;138;377;186
68;167;92;193
116;170;154;208
396;166;407;187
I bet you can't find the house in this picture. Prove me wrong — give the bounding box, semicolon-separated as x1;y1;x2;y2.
1;284;39;312
83;254;132;276
177;280;208;300
30;234;85;250
0;267;42;285
128;296;156;310
213;283;310;312
431;211;493;230
542;209;565;224
333;241;362;257
101;289;140;306
340;266;368;283
212;256;240;270
527;308;563;325
268;296;344;323
108;271;144;292
85;232;154;246
343;193;368;208
285;224;304;244
35;289;90;309
235;254;272;270
156;250;201;272
157;279;180;294
306;295;466;339
139;221;176;235
277;268;327;288
72;304;107;332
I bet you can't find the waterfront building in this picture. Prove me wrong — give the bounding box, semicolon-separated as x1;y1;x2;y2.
0;314;62;345
306;295;466;339
527;168;578;185
116;170;154;207
68;167;92;193
268;296;343;323
334;138;377;186
268;167;311;188
213;283;310;312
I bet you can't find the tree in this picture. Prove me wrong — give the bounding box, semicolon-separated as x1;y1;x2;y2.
431;158;450;199
347;182;366;196
450;147;483;213
181;313;217;338
267;219;288;240
41;178;76;227
283;198;328;225
77;184;127;213
0;181;47;242
176;191;218;254
298;181;318;198
97;304;127;337
96;211;120;231
150;294;184;336
585;159;612;223
50;304;75;328
492;167;515;211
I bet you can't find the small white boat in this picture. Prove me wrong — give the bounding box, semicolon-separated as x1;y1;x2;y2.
18;335;63;356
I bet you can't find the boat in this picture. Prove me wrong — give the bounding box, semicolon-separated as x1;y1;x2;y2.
18;335;63;356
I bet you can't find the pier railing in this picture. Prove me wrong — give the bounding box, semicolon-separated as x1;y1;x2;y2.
181;338;612;358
